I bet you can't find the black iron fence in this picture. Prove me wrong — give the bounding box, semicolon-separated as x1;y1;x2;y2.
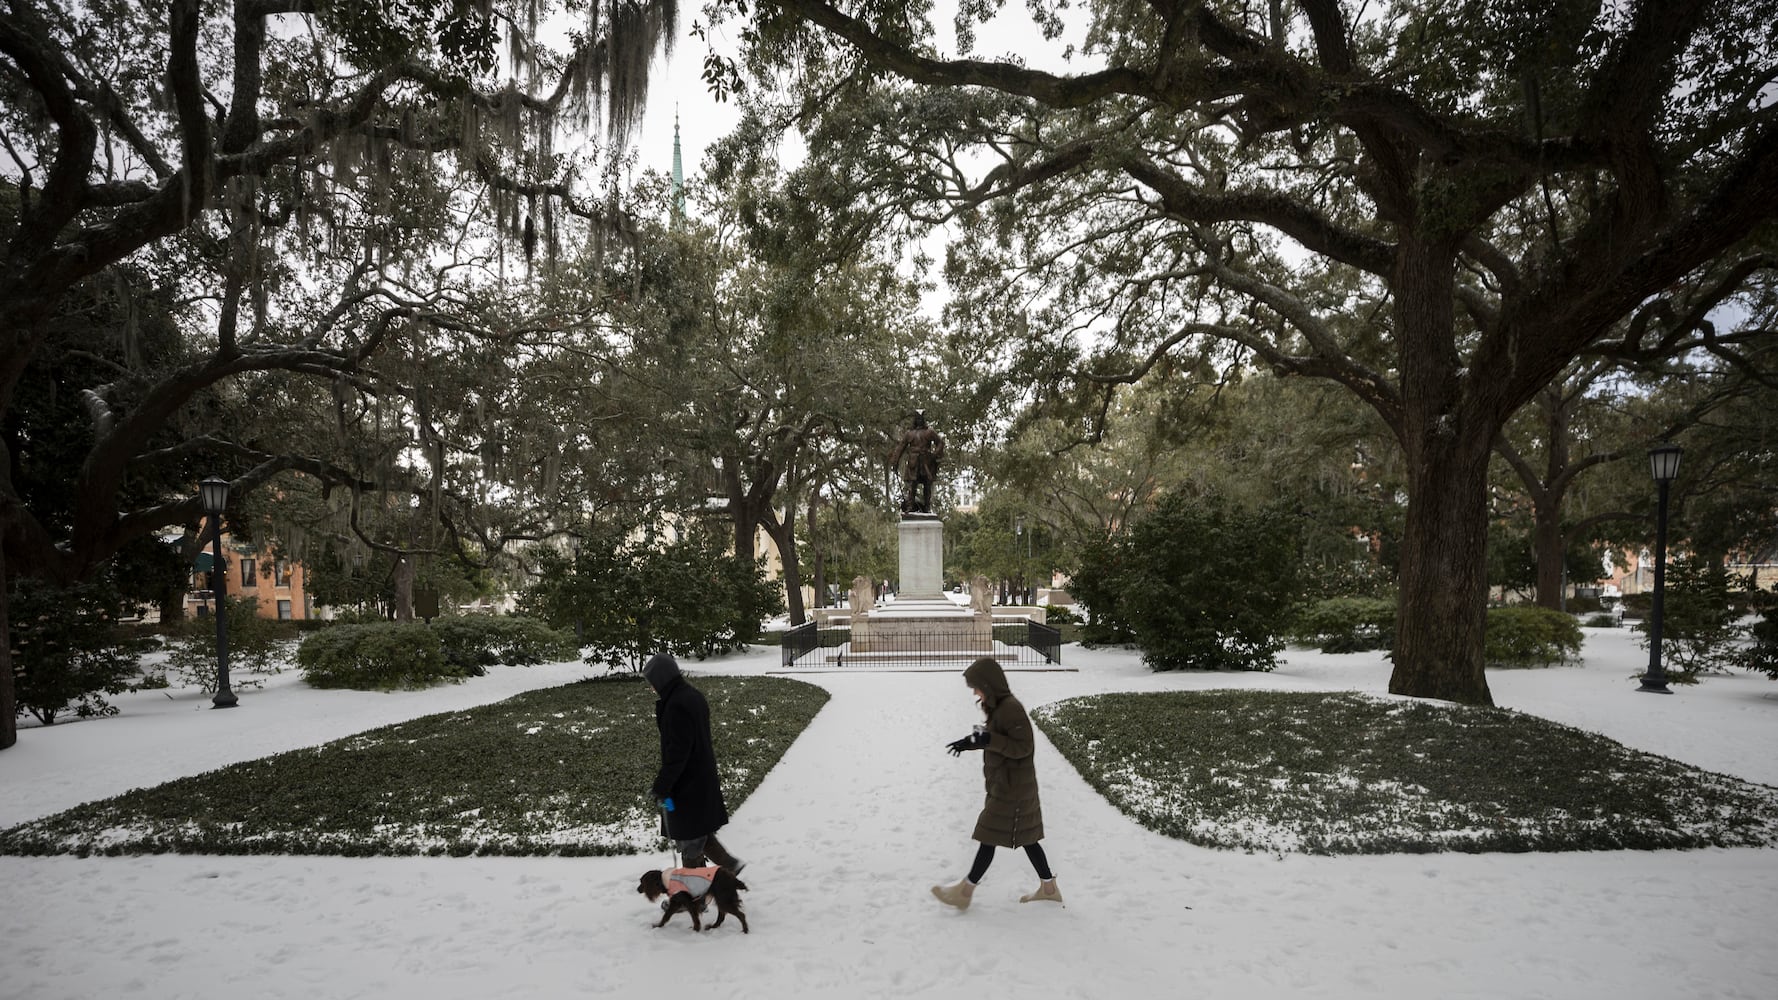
781;621;819;668
781;619;1063;669
1025;620;1062;665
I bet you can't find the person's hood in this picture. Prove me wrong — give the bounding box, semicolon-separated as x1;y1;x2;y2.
642;652;682;691
963;657;1012;709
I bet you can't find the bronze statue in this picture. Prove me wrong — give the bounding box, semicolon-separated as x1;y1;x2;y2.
888;411;944;514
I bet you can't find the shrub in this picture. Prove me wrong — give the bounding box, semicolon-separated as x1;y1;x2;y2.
1291;596;1397;653
1068;535;1136;646
8;578;149;725
1072;492;1304;672
1633;556;1744;680
1484;606;1584;668
1040;604;1080;626
1583;613;1619;628
430;615;579;673
1735;589;1777;681
296;622;460;690
520;525;784;671
162;595;293;690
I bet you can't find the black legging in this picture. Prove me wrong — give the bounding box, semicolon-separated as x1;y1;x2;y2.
966;842;1053;884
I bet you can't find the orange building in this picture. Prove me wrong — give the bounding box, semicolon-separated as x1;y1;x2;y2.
185;533;312;620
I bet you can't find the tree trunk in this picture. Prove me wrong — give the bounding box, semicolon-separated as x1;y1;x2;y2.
770;518;807;626
732;507;756;572
392;555;415;620
1531;386;1572;610
1;540;16;750
159;583;186;624
1388;424;1497;705
807;496;826;608
1386;235;1495;705
1532;496;1566;610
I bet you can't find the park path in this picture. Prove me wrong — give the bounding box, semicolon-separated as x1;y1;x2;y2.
702;665;1207;998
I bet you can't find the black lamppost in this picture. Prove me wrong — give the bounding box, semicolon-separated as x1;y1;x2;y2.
1017;516;1031;604
200;476;238;708
1639;443;1683;694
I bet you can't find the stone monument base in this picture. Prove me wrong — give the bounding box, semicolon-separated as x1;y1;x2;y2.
849;516;990;660
849;597;991;657
897;516;945;600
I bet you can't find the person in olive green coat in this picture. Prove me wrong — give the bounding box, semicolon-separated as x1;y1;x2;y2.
931;657;1064;910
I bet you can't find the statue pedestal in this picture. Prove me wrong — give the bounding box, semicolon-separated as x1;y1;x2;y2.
897;516;946;600
851;516;991;660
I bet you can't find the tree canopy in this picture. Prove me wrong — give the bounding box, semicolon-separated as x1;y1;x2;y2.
0;0;682;747
714;0;1778;703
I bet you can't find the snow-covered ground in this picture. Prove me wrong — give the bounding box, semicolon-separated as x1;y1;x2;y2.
3;627;1775;999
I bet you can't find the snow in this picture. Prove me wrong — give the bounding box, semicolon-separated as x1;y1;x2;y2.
4;627;1776;999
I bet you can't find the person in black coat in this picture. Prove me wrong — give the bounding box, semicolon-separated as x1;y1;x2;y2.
643;652;744;874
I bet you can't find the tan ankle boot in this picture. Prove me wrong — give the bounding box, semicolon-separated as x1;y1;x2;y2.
1019;878;1063;905
930;879;975;910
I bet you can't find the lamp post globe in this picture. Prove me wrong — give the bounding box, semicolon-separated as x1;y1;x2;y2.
1639;444;1682;694
200;477;238;708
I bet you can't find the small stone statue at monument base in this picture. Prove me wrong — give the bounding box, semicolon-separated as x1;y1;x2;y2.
969;574;993;615
888;411;945;515
850;575;876;614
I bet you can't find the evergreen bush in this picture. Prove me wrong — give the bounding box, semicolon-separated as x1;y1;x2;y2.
519;525;784;671
430;615;579;673
1291;596;1397;653
1483;606;1584;668
1040;604;1080;626
296;622;459;689
163;595;294;690
1633;556;1744;680
1068;534;1137;646
1737;590;1778;681
1072;492;1304;671
8;577;150;725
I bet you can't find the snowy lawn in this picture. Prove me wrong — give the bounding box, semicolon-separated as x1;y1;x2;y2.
1037;689;1778;855
0;676;827;858
11;673;1773;862
3;626;1776;999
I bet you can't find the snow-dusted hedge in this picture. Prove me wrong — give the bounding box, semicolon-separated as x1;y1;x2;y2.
296;622;456;689
296;616;578;690
1483;606;1584;668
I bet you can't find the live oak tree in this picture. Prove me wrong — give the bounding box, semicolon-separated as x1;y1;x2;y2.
1491;356;1775;610
1484;202;1778;607
1491;358;1654;609
0;0;679;748
995;371;1404;603
538;171;944;624
1658;384;1778;570
719;0;1778;704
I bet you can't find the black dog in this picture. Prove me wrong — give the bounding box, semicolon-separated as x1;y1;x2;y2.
637;867;750;933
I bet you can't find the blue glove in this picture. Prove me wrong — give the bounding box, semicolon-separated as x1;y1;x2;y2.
661;797;675;812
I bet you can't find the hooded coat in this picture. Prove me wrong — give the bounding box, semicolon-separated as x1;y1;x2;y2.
963;657;1045;848
644;653;729;841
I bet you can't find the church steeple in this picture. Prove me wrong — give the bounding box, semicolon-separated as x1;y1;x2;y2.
671;106;685;221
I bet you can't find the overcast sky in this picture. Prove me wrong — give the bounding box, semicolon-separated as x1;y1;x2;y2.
630;4;1093;188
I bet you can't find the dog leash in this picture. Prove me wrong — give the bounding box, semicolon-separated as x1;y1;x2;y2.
660;802;679;868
